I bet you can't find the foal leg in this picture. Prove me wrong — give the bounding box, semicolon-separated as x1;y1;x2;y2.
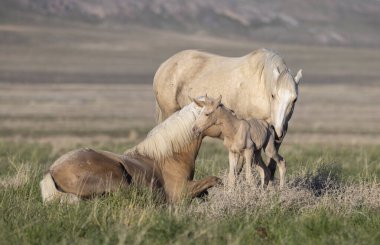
243;149;253;185
228;151;239;189
265;132;287;188
253;151;270;188
264;132;282;184
265;148;286;188
278;158;286;189
235;156;245;175
267;139;283;183
271;154;286;189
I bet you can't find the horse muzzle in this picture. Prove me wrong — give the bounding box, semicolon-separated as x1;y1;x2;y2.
275;129;283;139
192;126;201;137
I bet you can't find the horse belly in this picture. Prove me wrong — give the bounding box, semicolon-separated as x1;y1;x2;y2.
50;149;128;197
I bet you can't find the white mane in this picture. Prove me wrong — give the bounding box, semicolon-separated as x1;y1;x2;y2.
126;102;203;161
250;48;289;88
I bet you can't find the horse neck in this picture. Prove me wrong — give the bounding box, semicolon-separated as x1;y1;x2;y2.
216;106;241;139
126;136;202;183
162;136;203;180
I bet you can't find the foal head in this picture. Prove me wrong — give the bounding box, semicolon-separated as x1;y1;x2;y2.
191;95;222;137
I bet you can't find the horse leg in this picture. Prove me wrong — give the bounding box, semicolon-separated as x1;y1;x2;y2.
278;158;286;189
265;133;282;182
253;151;270;188
162;176;221;203
243;149;253;185
271;154;286;189
265;138;287;188
228;151;239;189
235;156;245;175
187;176;222;198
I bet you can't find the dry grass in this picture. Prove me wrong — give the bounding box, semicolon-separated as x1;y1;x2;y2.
0;163;31;189
191;164;380;218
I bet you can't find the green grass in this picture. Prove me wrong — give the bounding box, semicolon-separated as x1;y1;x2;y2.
0;140;379;245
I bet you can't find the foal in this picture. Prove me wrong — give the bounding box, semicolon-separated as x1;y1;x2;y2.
191;95;286;189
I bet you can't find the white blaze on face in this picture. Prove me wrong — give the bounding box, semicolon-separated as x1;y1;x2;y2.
274;88;293;138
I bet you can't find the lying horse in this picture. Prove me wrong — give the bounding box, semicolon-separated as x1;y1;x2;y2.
40;102;221;204
192;95;287;189
153;48;302;181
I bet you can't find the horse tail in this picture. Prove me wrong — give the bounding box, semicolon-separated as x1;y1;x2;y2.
155;101;163;123
40;173;61;203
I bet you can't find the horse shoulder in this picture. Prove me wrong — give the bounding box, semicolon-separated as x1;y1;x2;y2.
229;120;251;152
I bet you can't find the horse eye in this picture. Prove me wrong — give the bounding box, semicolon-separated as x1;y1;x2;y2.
271;94;275;99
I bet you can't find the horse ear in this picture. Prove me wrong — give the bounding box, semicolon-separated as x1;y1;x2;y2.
273;67;280;80
214;95;222;108
189;96;205;107
216;95;222;104
294;69;302;84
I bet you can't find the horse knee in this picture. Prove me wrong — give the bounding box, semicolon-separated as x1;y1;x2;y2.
190;176;222;196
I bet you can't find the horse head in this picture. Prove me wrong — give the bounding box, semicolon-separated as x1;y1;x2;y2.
270;68;302;138
190;94;222;137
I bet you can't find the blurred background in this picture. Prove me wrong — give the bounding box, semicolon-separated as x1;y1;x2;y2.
1;0;380;150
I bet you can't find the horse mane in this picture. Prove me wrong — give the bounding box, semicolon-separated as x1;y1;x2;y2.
249;48;289;88
125;102;203;161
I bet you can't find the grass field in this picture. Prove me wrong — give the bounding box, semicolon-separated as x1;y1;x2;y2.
0;19;380;244
0;141;379;244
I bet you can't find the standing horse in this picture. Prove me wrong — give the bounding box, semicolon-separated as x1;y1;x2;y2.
153;48;302;180
40;102;221;204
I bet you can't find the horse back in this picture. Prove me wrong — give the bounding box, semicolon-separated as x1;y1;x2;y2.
153;50;246;119
154;49;275;121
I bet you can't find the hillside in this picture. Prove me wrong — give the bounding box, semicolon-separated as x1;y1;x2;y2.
1;0;380;47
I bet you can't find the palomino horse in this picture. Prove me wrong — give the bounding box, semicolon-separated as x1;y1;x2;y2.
153;48;302;180
40;102;221;204
192;95;287;189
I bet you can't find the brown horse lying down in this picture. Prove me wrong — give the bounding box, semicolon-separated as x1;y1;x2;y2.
40;102;221;204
